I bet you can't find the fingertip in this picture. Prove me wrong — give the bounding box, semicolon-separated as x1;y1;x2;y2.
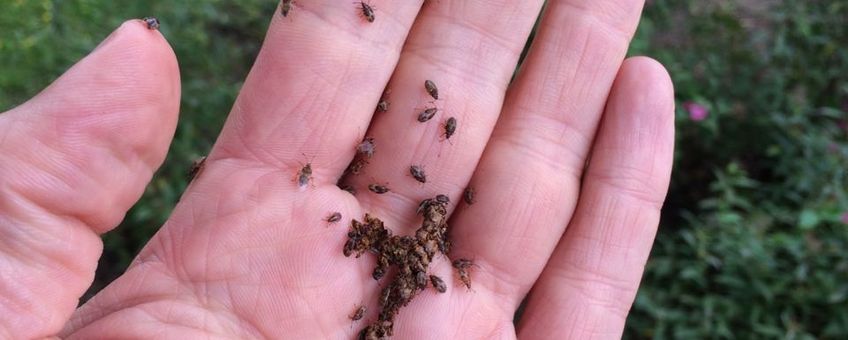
592;55;676;205
617;56;675;115
619;56;676;151
1;18;183;232
51;18;180;107
95;18;181;107
29;18;181;168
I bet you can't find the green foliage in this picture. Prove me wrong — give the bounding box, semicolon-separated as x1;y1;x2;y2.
626;1;848;338
1;0;846;337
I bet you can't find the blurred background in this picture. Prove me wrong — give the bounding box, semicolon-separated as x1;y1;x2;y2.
1;0;846;338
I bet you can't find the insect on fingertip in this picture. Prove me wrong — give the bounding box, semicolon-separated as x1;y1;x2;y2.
142;17;160;30
280;0;295;17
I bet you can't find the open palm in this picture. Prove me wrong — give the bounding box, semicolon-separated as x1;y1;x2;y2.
0;1;674;339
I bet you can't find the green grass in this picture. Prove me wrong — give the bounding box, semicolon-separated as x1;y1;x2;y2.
1;1;846;338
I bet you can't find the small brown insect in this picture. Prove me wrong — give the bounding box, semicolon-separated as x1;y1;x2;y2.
424;80;439;100
438;238;451;255
368;183;390;194
399;286;414;301
376;100;389;112
430;275;447;293
443;117;457;141
379;285;391;306
280;0;294;17
457;271;472;289
373;266;386;280
339;184;356;195
343;239;355;257
416;271;428;289
356;137;376;158
356;1;375;23
376;89;391;112
416;194;450;215
188;156;207;181
416;198;432;215
463;186;476;205
417;107;438;123
453;258;474;289
350;305;366;321
345;158;368;175
142;17;160;30
409;165;427;184
296;154;315;188
325;212;342;225
297;163;312;188
453;258;473;269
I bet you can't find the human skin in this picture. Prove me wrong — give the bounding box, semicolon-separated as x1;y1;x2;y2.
0;1;674;339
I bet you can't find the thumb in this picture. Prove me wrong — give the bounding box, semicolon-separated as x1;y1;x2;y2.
0;18;179;338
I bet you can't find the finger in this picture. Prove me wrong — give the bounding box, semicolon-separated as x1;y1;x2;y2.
209;1;425;185
347;0;546;231
517;57;674;339
0;20;179;338
446;0;646;308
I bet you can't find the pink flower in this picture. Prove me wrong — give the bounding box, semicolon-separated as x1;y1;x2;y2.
842;212;848;225
683;101;709;121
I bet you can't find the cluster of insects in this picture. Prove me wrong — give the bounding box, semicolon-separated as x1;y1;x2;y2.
306;79;472;339
342;79;460;197
181;6;480;337
344;195;472;339
181;84;476;340
420;80;458;142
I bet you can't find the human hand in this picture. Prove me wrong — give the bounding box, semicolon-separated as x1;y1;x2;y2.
0;1;674;339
